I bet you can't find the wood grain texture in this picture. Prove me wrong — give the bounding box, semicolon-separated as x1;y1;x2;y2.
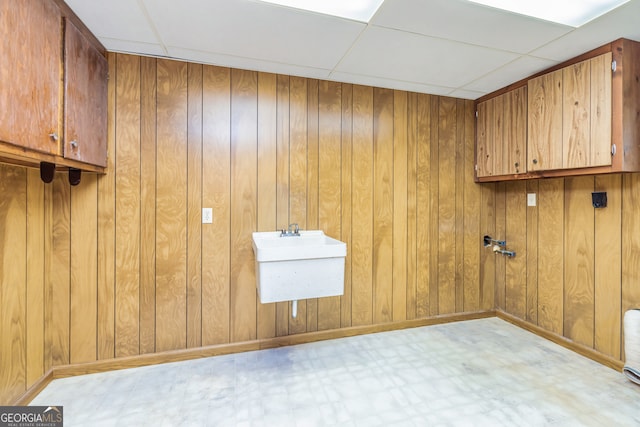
429;96;440;316
480;184;495;311
528;70;563;171
139;56;157;354
406;93;418;320
306;79;319;332
288;76;308;334
393;90;408;321
202;65;231;345
475;99;493;177
622;174;640;335
317;81;342;331
416;94;432;317
276;75;290;336
491;95;504;176
590;53;612;167
503;87;526;175
563;177;595;348
594;174;621;358
256;72;277;339
455;100;466;312
504;181;526;319
0;0;61;154
155;59;188;352
114;54;141;357
536;178;564;335
26;170;45;385
526;180;539;324
351;85;374;326
373;88;394;323
187;63;203;348
563;61;591;169
438;97;457;315
494;183;506;311
96;52;117;360
70;175;98;363
0;166;27;404
230;69;257;342
340;84;353;328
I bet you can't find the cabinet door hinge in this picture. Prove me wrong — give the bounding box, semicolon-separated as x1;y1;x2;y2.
475;110;478;118
612;60;617;73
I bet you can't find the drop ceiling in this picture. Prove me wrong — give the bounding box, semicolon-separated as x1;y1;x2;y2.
65;0;640;100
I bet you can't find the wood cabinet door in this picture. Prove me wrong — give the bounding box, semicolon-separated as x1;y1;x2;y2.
503;86;527;175
563;59;591;168
0;0;62;154
589;52;612;167
528;69;563;171
476;98;495;177
64;20;108;167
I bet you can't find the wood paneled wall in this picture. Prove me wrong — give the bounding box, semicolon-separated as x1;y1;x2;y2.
493;174;640;360
0;53;484;404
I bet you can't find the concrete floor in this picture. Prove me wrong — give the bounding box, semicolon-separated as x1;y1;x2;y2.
31;317;640;426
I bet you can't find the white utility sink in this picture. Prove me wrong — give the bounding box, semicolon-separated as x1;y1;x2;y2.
252;230;346;304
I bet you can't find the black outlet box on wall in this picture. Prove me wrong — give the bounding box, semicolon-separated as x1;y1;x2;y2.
592;192;607;208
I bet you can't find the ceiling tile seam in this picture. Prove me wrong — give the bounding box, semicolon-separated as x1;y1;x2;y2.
330;69;456;93
138;0;169;56
328;21;375;81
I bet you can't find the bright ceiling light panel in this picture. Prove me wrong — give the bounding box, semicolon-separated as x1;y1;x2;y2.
257;0;385;22
468;0;629;27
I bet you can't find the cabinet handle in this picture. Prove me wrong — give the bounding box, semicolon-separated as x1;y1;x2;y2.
49;132;59;141
70;140;78;149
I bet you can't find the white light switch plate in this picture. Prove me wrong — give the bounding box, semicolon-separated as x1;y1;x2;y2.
527;193;536;207
202;208;213;224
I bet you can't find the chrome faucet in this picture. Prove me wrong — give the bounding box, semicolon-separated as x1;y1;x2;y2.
280;223;300;237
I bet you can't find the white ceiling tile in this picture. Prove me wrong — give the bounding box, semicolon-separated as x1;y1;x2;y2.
142;0;365;70
65;0;159;43
336;27;519;88
167;47;332;80
329;72;453;96
447;88;486;100
372;0;572;54
463;55;557;93
530;0;640;60
101;39;168;57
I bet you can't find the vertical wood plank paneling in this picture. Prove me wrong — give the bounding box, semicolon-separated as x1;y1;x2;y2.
70;175;98;363
155;59;188;352
492;96;504;176
114;54;141;357
0;166;26;404
504;181;526;320
480;183;495;311
454;100;466;312
306;79;319;332
26;171;45;385
230;68;258;342
416;94;432;317
393;90;407;321
340;84;353;328
528;70;563;171
351;85;374;326
463;100;480;312
318;81;342;331
429;96;439;316
276;75;290;336
537;178;564;335
406;93;418;319
622;174;640;341
256;72;277;339
476;99;493;177
563;62;590;169
594;174;621;358
202;65;231;345
97;53;117;360
288;76;308;334
438;98;457;314
494;183;506;310
139;56;157;355
526;180;539;324
564;177;595;347
590;53;612;166
373;87;394;323
187;63;203;348
50;175;70;366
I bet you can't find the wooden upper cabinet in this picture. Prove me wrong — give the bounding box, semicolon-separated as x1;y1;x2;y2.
64;20;108;167
0;0;62;155
528;52;612;172
476;86;526;178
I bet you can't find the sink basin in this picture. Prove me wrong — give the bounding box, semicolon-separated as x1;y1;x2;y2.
252;230;346;304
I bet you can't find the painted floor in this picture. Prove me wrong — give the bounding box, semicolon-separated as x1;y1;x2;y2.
31;317;640;426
